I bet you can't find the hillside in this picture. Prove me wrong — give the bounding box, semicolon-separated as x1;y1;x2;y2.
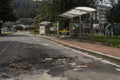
12;0;40;18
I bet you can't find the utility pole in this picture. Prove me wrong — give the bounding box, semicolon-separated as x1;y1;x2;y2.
98;0;103;35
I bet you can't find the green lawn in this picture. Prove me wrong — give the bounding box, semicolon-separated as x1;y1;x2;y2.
48;33;120;48
30;30;39;34
0;32;13;36
94;36;120;48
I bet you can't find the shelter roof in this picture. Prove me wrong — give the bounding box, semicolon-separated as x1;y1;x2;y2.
60;7;96;18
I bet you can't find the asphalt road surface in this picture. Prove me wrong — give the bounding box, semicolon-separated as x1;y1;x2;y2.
0;32;120;80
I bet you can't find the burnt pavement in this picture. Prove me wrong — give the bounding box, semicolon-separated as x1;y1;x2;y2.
0;32;120;80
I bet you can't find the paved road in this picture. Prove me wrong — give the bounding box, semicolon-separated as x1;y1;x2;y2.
0;32;120;80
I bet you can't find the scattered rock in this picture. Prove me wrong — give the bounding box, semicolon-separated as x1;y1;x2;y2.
85;62;94;67
75;65;87;68
45;58;52;61
96;58;103;61
73;68;79;71
69;63;77;67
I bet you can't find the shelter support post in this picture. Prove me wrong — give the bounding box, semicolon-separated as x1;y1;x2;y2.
90;13;94;42
79;16;82;40
57;22;59;37
69;18;73;37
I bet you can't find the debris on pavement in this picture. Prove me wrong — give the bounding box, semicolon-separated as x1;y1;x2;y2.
0;73;13;79
68;63;77;68
9;62;33;70
85;62;94;67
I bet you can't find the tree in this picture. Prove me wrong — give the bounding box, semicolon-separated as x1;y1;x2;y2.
12;0;40;18
35;0;96;22
0;0;18;34
106;1;120;23
32;15;43;30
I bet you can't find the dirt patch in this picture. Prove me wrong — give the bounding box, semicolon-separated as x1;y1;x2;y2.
0;54;96;80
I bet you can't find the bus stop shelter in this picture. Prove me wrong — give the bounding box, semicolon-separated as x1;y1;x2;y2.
59;7;96;41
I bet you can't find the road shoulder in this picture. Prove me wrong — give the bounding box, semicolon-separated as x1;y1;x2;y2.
37;35;120;66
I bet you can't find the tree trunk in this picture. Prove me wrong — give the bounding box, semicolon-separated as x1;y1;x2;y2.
0;22;3;34
0;23;2;34
0;29;1;34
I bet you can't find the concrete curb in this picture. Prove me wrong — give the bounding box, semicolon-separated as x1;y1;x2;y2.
41;36;120;66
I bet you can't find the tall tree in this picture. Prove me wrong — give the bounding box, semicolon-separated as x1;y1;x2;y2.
109;0;118;6
106;1;120;23
35;0;96;22
12;0;40;18
0;0;18;34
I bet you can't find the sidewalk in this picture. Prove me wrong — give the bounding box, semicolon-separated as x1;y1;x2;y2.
37;35;120;64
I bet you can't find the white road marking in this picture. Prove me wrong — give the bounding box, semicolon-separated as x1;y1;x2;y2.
70;47;120;68
44;43;50;46
102;60;120;68
116;68;120;71
0;37;16;55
